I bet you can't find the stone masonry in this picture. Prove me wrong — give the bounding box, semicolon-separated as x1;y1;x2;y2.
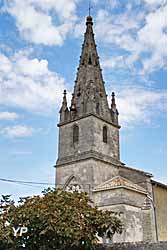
55;16;167;242
95;242;167;250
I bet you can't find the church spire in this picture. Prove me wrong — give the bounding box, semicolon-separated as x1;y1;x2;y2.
72;16;112;120
59;16;119;127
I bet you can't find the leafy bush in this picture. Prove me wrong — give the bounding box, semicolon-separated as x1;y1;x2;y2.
0;189;122;250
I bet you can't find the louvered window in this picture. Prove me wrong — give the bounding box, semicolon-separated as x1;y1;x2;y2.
103;126;107;143
73;125;79;144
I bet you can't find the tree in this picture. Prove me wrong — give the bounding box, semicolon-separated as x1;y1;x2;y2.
0;189;122;250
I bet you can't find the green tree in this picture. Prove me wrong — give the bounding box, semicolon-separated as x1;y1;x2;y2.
0;189;122;250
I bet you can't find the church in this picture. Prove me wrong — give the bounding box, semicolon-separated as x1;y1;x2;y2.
55;16;167;243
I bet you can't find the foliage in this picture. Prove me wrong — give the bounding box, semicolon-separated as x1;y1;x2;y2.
0;189;122;250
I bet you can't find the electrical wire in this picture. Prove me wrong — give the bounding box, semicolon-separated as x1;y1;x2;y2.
0;178;91;191
0;178;55;187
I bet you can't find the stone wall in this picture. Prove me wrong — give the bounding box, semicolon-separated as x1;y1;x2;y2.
56;158;118;190
153;184;167;241
57;115;120;165
95;242;167;250
94;198;145;242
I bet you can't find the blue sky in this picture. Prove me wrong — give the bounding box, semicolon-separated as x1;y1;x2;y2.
0;0;167;201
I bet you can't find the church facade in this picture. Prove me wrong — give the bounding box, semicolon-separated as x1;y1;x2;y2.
55;16;167;243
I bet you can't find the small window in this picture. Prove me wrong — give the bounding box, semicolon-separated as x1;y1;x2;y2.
96;103;100;115
103;126;107;143
88;56;92;65
73;125;79;144
64;110;68;121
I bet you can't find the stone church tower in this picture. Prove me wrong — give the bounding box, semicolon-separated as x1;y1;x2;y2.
56;16;167;243
56;16;120;191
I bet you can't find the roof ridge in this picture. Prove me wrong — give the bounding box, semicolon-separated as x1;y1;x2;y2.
93;175;147;194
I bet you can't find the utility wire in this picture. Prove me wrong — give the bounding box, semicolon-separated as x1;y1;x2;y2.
10;182;46;189
0;178;91;190
0;178;55;187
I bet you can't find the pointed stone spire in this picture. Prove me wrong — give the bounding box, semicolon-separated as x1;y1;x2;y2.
63;90;67;105
58;16;120;128
59;90;69;123
70;93;76;111
111;92;119;125
72;16;111;120
60;90;67;112
111;92;116;111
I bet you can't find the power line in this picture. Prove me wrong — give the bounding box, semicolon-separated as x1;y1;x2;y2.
0;178;92;191
0;178;55;187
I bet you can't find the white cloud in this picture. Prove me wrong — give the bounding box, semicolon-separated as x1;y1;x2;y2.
102;56;126;69
138;5;167;74
0;112;19;120
15;55;49;77
95;9;142;67
143;0;167;6
0;50;66;114
74;20;85;38
95;4;167;75
0;54;12;73
5;0;79;46
1;125;34;138
96;9;142;46
2;0;167;75
141;53;165;75
116;87;167;127
33;0;78;20
108;0;118;8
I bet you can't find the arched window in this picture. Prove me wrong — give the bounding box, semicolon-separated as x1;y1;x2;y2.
103;126;107;143
73;125;79;144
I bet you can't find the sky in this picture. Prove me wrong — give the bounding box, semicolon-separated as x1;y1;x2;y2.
0;0;167;201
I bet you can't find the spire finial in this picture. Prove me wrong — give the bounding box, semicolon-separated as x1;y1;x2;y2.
86;15;93;26
86;0;93;26
70;93;76;111
63;89;67;97
59;89;68;114
111;92;116;110
62;89;67;106
111;92;119;124
88;0;92;16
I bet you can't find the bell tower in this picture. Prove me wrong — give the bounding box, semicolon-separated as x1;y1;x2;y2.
56;16;121;192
